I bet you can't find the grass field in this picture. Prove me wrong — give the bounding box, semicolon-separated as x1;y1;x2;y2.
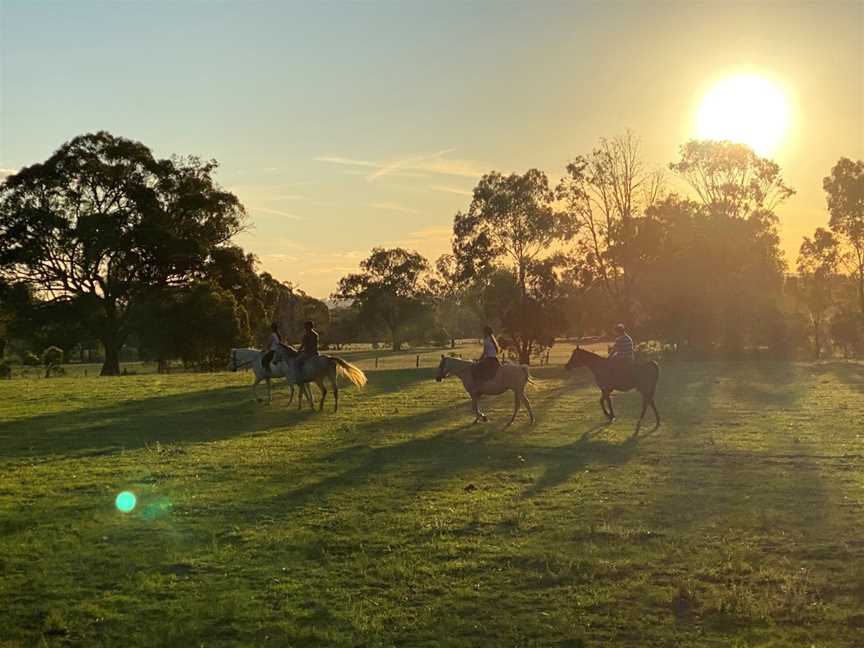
1;346;863;647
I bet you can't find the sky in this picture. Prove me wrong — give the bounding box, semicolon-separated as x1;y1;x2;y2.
1;1;862;298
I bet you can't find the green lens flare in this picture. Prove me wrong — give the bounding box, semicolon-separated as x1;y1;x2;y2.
115;491;136;513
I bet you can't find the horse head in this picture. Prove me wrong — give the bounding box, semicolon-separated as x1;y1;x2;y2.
564;346;588;370
435;354;448;382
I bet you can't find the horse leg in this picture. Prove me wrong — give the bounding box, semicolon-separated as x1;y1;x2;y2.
606;392;615;421
522;392;536;425
506;389;521;427
331;369;339;413
286;384;294;405
305;383;315;408
317;378;327;412
599;392;611;420
471;395;486;424
651;399;660;430
266;378;272;406
635;391;649;435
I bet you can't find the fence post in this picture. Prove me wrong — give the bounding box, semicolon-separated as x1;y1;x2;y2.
416;355;420;368
374;357;378;369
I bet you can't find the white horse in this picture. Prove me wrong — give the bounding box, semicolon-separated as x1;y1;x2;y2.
228;347;314;406
435;355;535;426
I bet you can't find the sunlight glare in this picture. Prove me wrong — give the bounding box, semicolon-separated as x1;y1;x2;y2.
696;75;789;156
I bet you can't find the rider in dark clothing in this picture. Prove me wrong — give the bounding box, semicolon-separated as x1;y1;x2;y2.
295;320;319;384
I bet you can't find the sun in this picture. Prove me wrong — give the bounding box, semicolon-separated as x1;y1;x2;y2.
696;74;789;156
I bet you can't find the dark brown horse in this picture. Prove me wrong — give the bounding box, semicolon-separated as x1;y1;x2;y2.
564;347;660;433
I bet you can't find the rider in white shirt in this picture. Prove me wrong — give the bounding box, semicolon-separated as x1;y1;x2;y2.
473;326;501;384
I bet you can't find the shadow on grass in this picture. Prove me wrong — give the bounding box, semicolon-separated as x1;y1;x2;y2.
809;360;864;388
0;384;319;461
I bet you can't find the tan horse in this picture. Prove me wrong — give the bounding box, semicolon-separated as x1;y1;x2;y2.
287;348;368;412
435;355;535;426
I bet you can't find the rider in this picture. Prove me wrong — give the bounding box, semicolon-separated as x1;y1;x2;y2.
262;321;282;375
472;326;501;385
609;323;635;362
294;320;319;385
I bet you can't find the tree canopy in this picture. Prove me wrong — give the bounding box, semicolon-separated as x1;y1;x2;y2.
335;247;430;351
0;132;245;374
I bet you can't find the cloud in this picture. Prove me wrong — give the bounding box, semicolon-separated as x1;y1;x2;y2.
246;205;302;220
394;226;453;253
315;150;485;183
228;184;310;202
369;202;420;215
430;185;473;197
261;253;300;262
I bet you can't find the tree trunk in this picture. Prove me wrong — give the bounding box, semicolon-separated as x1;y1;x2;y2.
858;265;864;319
813;319;822;360
101;343;121;376
450;336;456;350
518;263;530;365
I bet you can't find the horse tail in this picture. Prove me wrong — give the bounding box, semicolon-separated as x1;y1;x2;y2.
332;357;368;387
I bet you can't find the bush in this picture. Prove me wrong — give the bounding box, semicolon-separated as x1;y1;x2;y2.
0;361;11;379
22;351;40;366
635;340;664;361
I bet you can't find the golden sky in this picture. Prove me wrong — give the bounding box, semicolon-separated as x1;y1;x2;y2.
2;1;862;297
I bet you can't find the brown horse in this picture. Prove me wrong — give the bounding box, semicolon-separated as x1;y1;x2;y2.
435;355;535;426
564;347;660;433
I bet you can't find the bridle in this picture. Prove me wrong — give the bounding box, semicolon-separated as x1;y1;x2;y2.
229;349;255;372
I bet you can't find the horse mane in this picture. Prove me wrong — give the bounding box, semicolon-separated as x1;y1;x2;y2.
575;346;603;360
280;344;298;356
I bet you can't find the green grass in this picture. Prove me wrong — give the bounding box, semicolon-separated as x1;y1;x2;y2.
1;348;863;646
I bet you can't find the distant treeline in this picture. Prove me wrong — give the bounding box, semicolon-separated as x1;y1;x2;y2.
1;132;862;375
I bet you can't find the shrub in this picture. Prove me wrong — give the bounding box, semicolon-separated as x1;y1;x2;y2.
0;362;11;379
635;340;664;361
22;351;40;366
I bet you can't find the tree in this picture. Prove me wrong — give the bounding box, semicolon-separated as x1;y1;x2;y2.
796;228;841;358
206;245;264;334
453;169;575;363
428;254;464;349
823;158;864;317
0;132;245;375
557;132;664;324
830;306;863;358
670;140;795;219
134;282;247;371
335;247;430;351
664;142;792;356
327;304;362;349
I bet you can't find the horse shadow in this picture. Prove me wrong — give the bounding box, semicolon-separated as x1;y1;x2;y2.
0;384;318;461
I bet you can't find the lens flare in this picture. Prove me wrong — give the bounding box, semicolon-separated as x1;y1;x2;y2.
115;491;137;513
